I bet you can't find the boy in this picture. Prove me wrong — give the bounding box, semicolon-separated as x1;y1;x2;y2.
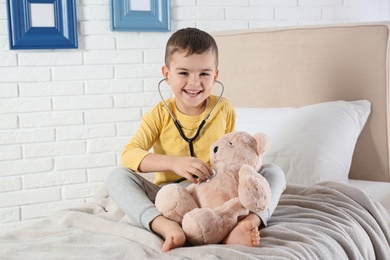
105;27;286;252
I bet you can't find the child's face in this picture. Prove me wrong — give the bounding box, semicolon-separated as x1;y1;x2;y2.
162;50;219;116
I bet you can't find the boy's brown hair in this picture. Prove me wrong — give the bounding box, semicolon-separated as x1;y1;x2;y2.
164;28;219;68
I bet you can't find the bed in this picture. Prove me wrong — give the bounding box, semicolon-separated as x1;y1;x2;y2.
1;22;390;259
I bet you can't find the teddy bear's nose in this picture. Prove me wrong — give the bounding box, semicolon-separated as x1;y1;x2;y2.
213;146;218;153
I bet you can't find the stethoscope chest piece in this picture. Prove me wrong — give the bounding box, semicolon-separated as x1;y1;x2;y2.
200;169;217;183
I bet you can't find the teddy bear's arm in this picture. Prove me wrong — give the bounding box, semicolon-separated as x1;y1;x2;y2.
238;164;271;212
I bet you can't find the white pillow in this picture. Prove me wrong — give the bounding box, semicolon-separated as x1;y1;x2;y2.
235;100;371;186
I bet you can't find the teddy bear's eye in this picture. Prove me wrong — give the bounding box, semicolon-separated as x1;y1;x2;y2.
228;141;232;145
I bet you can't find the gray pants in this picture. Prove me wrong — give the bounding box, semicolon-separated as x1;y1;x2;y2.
105;163;286;231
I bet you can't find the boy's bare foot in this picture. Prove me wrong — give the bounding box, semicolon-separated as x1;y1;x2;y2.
223;214;261;247
151;215;186;252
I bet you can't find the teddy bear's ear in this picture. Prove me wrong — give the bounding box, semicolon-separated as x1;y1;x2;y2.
253;133;270;154
253;133;270;171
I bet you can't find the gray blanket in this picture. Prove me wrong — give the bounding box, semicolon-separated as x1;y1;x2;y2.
1;182;389;260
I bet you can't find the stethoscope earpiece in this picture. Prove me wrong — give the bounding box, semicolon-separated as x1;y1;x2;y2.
157;78;225;124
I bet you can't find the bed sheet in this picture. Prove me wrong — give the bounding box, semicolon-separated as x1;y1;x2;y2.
348;179;390;213
1;182;389;260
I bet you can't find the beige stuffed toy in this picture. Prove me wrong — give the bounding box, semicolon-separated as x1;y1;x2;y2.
155;131;272;245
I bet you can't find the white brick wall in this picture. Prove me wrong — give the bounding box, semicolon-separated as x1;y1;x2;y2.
0;0;380;232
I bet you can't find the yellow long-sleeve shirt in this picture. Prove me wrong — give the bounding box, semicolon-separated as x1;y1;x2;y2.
121;95;236;185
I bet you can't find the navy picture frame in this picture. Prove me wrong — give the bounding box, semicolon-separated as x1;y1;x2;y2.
110;0;170;32
6;0;78;50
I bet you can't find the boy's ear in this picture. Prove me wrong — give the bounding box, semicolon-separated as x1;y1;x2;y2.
214;69;219;81
162;65;169;80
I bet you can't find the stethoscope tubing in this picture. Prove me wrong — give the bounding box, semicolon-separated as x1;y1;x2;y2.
157;78;224;183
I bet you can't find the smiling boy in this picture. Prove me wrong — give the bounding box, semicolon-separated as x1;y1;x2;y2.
105;28;286;252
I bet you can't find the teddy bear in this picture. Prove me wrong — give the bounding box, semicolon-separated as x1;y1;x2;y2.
155;131;272;245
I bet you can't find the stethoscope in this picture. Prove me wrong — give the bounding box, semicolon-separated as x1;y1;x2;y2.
157;78;224;183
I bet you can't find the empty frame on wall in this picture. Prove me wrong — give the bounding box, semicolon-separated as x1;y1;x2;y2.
6;0;78;50
110;0;170;32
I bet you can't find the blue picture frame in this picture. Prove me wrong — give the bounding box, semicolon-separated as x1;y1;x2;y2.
110;0;170;32
6;0;78;50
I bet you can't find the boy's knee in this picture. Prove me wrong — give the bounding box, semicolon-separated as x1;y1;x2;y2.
106;167;121;182
105;167;131;189
260;163;286;189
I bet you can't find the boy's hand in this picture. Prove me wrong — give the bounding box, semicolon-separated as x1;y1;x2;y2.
171;157;213;183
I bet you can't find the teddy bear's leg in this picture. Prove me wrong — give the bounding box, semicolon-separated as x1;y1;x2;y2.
155;184;198;223
182;198;249;245
238;164;271;212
